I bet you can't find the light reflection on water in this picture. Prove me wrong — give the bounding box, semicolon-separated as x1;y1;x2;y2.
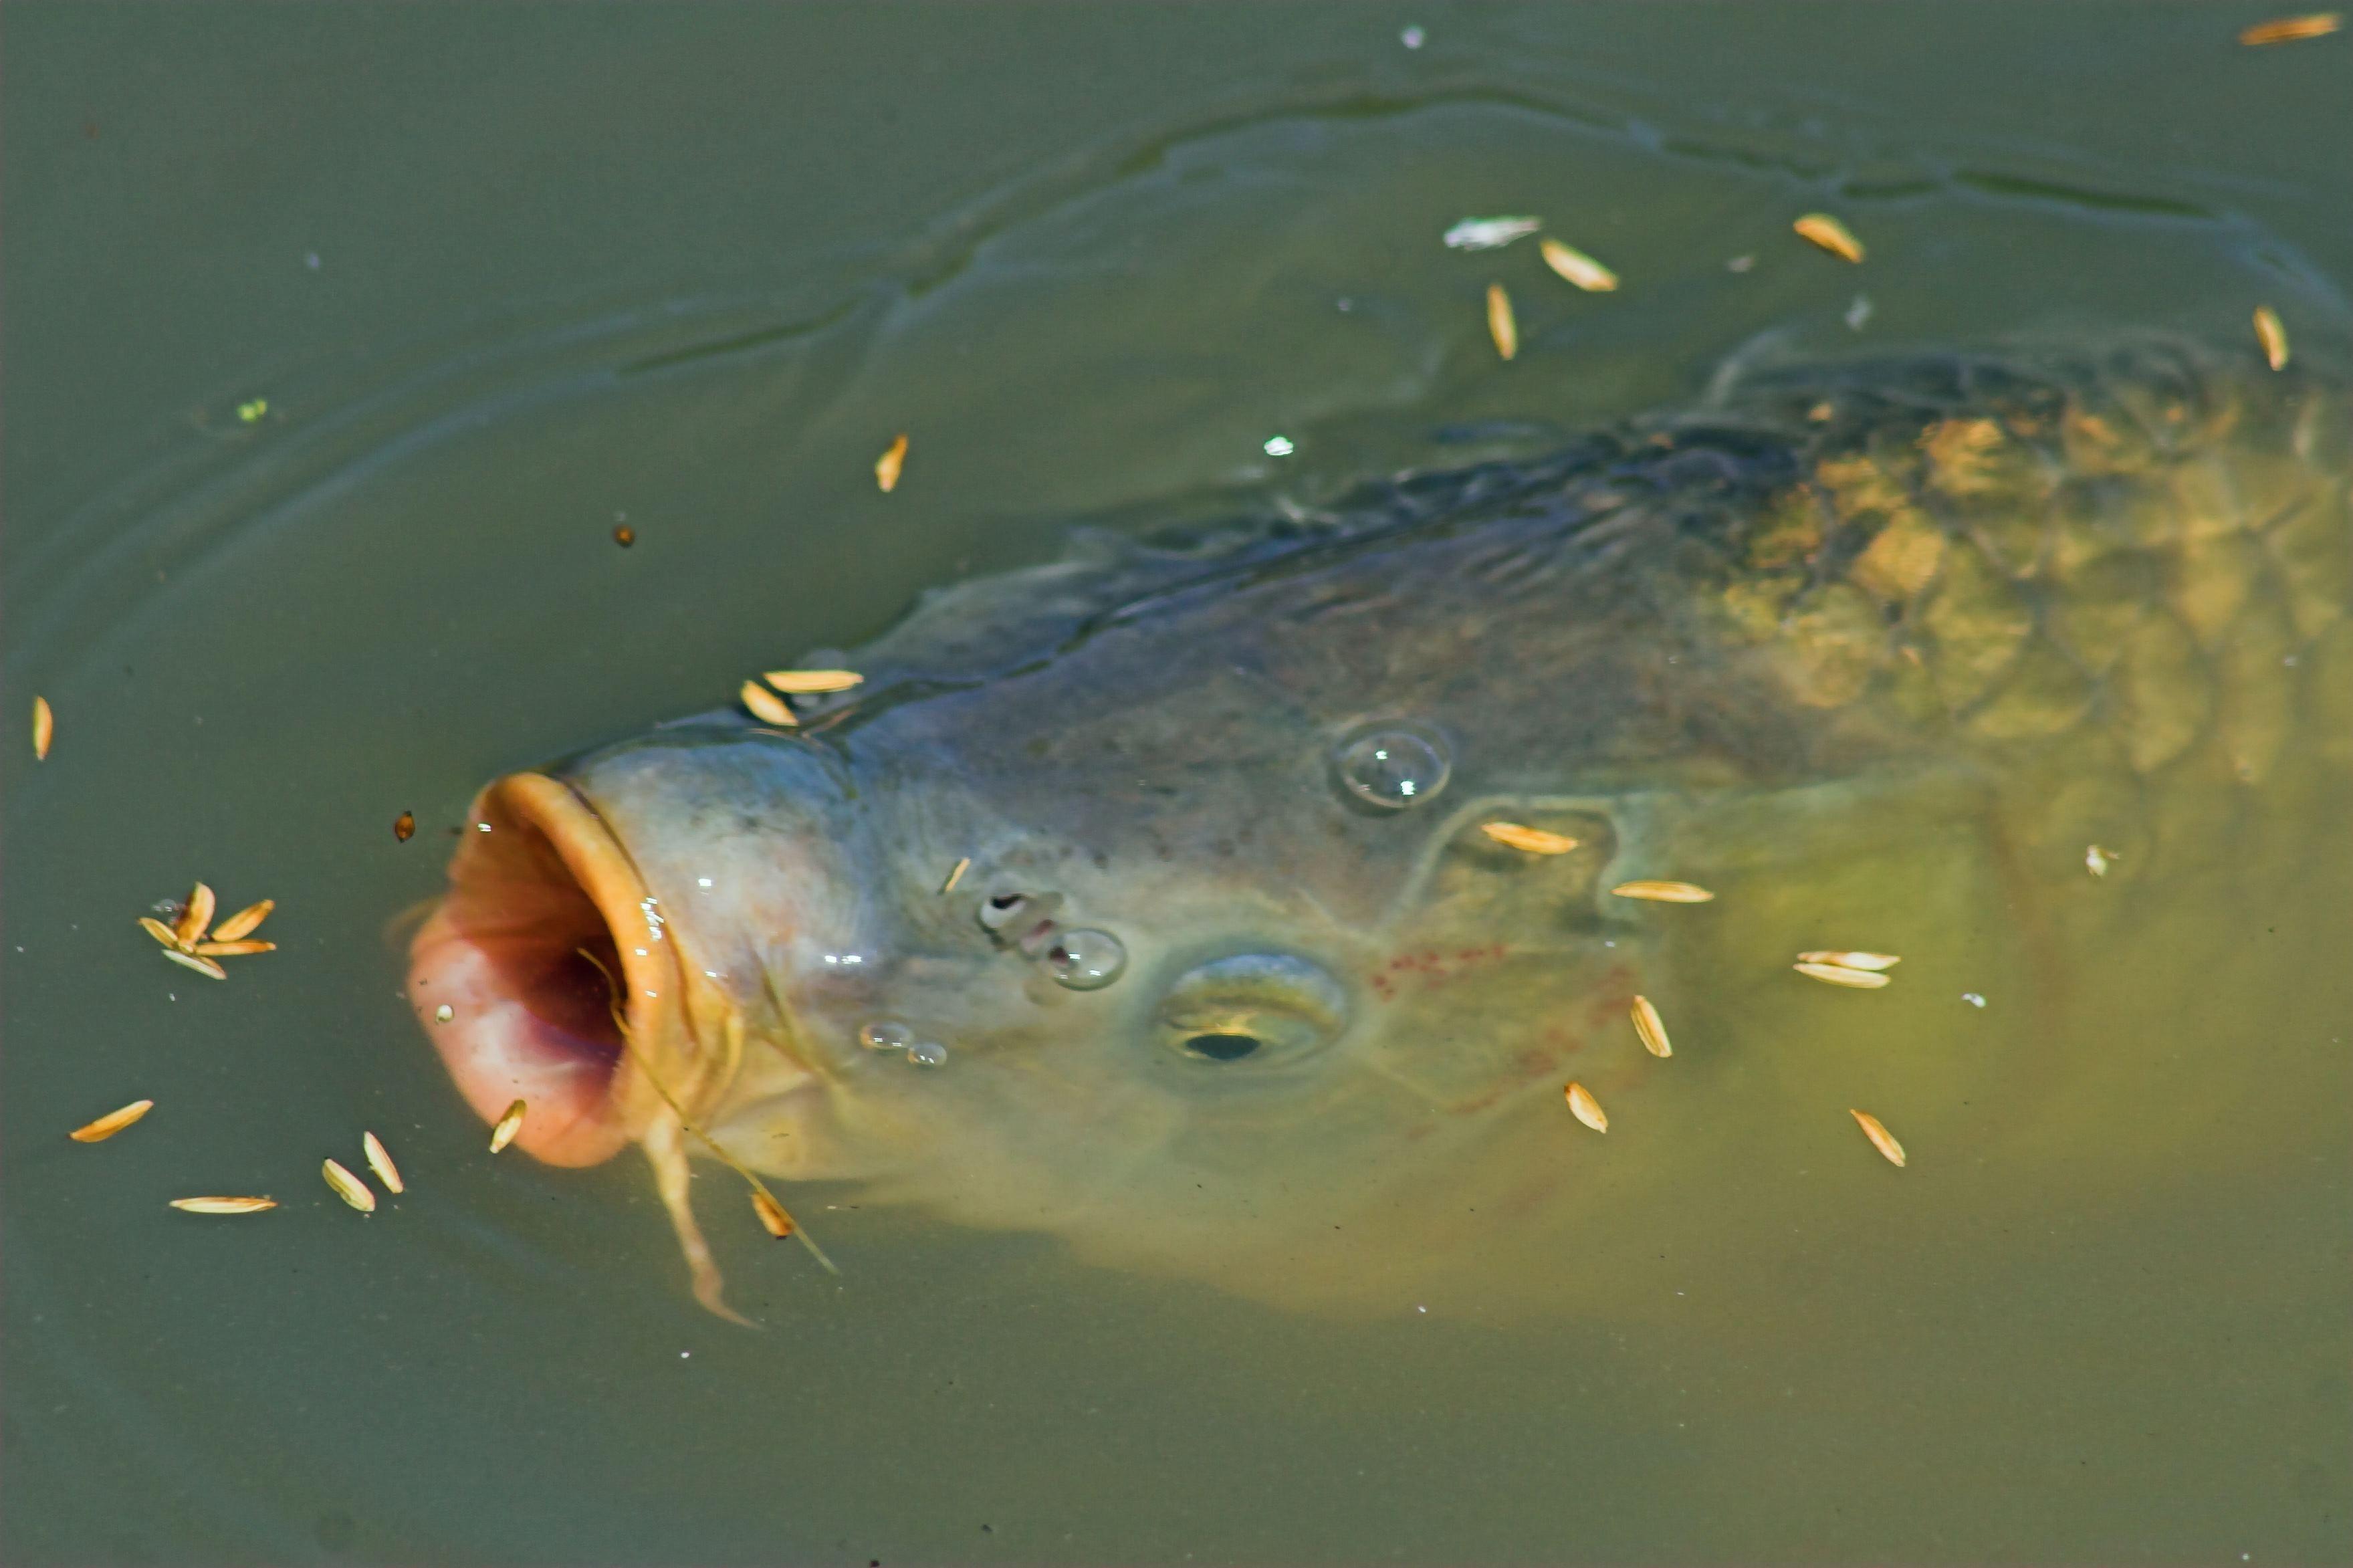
4;8;2348;1563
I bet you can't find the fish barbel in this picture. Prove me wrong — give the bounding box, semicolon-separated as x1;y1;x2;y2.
409;337;2351;1319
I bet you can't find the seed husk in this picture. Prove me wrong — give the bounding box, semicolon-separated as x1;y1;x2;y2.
393;810;417;842
193;939;276;958
1793;213;1866;263
138;915;185;950
209;899;274;942
169;1196;277;1214
1485;282;1519;360
762;669;865;695
174;883;217;948
751;1186;795;1239
1850;1109;1906;1167
940;856;971;895
1538;237;1619;292
489;1098;527;1153
363;1131;404;1194
322;1157;376;1212
1794;950;1901;972
32;695;53;760
69;1099;154;1143
739;679;798;727
1794;961;1892;989
2239;12;2340;43
1610;879;1716;903
161;947;228;980
1564;1081;1608;1132
1480;821;1580;855
2254;306;2290;370
1630;994;1673;1058
875;433;909;493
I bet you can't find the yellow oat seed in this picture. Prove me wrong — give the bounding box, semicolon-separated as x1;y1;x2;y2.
209;899;275;943
1850;1109;1907;1167
1794;961;1892;989
193;939;276;958
1793;213;1865;263
1480;821;1581;855
941;856;971;895
1486;282;1518;360
161;948;228;981
138;915;185;950
169;1196;277;1214
875;433;909;493
322;1158;376;1212
1630;994;1673;1058
1610;879;1716;903
363;1131;404;1194
2239;12;2340;43
739;679;798;727
751;1186;795;1239
393;810;417;842
1794;950;1901;972
489;1099;527;1153
2254;306;2290;370
174;883;217;948
33;695;53;760
762;669;865;695
1564;1081;1608;1133
1538;237;1619;292
69;1099;154;1143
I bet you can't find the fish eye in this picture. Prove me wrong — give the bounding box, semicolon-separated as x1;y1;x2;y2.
1155;953;1349;1068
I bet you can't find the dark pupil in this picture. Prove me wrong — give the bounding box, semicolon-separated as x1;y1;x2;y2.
1184;1032;1260;1062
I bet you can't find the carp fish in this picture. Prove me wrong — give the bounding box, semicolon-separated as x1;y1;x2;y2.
409;337;2352;1321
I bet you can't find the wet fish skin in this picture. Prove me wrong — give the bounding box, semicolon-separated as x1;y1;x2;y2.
411;336;2351;1312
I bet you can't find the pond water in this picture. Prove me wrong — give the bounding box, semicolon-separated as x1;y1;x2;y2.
5;5;2347;1563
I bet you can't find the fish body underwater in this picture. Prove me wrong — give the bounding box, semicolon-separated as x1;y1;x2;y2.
409;337;2352;1320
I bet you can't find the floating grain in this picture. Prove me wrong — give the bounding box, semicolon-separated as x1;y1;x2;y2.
739;679;798;728
161;947;228;981
169;1196;277;1214
363;1131;404;1194
1793;213;1865;263
1794;961;1892;989
138;915;185;949
940;856;970;895
32;695;53;760
2239;12;2340;43
322;1157;376;1212
1630;994;1673;1058
1610;879;1716;903
489;1098;527;1153
393;810;416;842
1538;237;1619;292
612;524;635;548
1795;949;1900;972
175;883;217;948
2254;306;2290;370
751;1186;794;1239
1850;1109;1906;1167
1480;821;1580;855
194;939;275;958
875;433;909;493
1564;1081;1608;1133
209;899;274;943
1485;283;1519;360
69;1099;154;1143
762;669;864;695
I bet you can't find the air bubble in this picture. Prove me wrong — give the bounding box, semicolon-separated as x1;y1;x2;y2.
858;1021;913;1052
1332;723;1451;810
1043;928;1127;990
907;1039;949;1069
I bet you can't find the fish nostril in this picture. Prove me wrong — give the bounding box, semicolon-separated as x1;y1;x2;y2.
1183;1032;1261;1062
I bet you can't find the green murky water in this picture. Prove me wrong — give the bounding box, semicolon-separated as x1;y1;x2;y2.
5;6;2348;1562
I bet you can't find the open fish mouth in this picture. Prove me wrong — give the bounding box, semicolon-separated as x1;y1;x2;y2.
407;772;692;1167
